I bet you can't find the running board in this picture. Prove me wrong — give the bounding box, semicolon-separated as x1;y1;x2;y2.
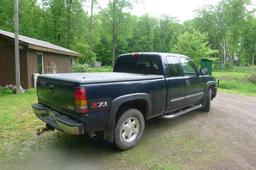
161;104;202;119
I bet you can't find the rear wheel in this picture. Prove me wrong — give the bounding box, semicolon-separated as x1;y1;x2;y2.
114;108;145;150
201;88;212;112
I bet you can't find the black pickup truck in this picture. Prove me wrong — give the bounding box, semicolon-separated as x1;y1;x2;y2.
32;52;217;150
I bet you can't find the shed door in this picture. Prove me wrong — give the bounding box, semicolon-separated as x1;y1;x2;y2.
37;54;44;74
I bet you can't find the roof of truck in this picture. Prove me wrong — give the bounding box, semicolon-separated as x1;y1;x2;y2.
119;52;188;58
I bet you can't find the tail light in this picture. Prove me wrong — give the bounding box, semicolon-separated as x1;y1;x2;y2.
75;87;88;114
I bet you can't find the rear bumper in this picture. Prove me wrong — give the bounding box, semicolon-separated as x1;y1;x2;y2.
32;103;84;135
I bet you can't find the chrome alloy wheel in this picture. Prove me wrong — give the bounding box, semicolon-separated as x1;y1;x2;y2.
120;117;140;143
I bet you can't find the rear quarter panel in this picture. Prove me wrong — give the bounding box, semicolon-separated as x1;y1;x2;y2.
83;78;166;131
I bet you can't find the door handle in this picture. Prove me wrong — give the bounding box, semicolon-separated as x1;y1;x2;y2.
186;79;191;85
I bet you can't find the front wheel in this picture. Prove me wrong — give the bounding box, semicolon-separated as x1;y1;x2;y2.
201;88;212;112
114;108;145;150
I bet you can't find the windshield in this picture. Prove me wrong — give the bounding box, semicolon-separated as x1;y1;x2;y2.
114;55;163;75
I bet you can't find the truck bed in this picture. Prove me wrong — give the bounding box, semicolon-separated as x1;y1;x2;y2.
37;72;164;120
39;72;164;84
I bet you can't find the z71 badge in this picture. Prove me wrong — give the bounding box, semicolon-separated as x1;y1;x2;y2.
91;101;108;109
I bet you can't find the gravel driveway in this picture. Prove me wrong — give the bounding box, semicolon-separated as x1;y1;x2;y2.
1;92;256;170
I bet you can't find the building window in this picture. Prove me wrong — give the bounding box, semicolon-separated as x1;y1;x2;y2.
71;57;74;66
37;53;44;74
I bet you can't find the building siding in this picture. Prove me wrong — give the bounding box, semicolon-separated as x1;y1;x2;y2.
43;52;72;73
0;37;28;88
0;37;15;87
0;36;74;89
26;50;73;88
26;50;38;88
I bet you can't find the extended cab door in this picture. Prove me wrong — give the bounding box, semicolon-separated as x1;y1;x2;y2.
180;57;204;106
165;56;187;112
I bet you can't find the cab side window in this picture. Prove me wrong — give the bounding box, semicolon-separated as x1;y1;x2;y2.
180;57;198;76
166;56;182;77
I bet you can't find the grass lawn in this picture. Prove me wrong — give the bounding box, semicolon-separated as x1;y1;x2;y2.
0;89;44;158
213;66;256;96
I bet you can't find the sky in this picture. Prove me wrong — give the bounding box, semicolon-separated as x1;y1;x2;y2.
94;0;256;22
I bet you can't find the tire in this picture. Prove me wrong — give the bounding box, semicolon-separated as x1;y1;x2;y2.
114;108;145;150
201;88;212;112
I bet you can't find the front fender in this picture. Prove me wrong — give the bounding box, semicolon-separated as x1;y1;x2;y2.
205;80;217;99
206;81;216;89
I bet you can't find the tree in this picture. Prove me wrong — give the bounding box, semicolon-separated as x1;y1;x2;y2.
153;16;182;52
241;17;256;65
1;0;255;66
192;0;251;64
0;0;14;31
88;0;96;53
128;15;155;52
172;30;218;64
100;0;134;67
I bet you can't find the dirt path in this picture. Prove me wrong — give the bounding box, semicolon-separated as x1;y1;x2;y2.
1;92;256;170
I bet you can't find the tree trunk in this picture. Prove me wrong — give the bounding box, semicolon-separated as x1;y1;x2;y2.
67;0;72;48
111;0;117;67
89;0;94;47
223;40;227;64
88;0;95;60
14;0;22;93
112;26;116;67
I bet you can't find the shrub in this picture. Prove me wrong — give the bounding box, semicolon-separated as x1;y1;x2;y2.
0;87;14;95
72;64;88;72
247;67;256;83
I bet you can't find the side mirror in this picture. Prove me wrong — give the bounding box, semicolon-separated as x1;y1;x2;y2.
199;68;208;75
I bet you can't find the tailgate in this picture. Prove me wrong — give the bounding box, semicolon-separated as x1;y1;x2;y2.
37;76;77;118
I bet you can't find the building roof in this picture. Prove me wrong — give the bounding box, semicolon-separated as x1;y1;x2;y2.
0;29;79;57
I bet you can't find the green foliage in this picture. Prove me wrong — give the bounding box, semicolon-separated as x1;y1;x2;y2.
247;67;256;83
0;0;14;31
213;66;256;96
172;30;218;64
128;15;155;52
72;63;88;72
240;18;256;65
0;0;255;66
0;87;13;96
72;64;112;72
191;0;255;65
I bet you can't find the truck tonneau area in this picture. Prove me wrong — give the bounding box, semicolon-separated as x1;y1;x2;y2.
39;72;164;84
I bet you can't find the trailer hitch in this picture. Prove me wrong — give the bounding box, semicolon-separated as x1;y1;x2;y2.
36;124;55;136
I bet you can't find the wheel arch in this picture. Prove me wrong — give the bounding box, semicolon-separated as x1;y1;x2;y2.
104;93;152;142
206;81;217;99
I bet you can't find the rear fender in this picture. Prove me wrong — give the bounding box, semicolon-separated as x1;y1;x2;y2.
104;93;152;142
